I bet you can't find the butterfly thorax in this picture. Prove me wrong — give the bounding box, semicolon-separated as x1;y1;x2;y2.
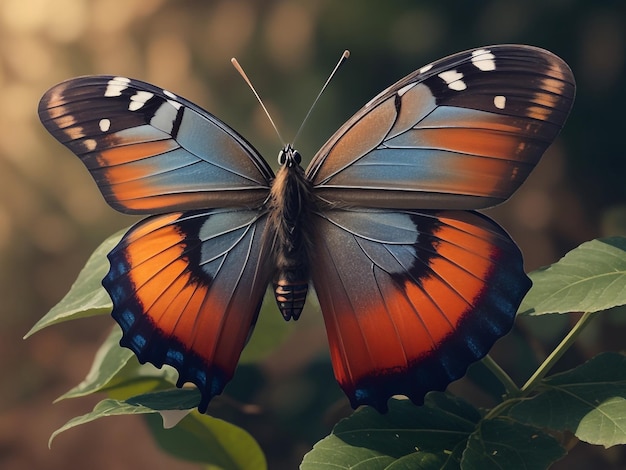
266;145;315;321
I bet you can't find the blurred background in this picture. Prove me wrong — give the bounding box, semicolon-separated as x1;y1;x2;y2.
1;0;625;468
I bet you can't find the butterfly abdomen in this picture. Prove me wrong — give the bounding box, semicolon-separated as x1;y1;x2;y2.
267;147;315;321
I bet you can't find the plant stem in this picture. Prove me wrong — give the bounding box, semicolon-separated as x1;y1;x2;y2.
520;311;596;395
482;354;520;396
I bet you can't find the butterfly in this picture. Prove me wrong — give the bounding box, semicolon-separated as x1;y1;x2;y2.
38;45;575;413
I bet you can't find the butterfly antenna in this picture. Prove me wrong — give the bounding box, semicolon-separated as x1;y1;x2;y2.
292;49;350;146
231;57;286;146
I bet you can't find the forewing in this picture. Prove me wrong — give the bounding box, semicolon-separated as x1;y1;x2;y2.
103;209;271;412
39;76;273;214
310;209;530;411
308;45;575;210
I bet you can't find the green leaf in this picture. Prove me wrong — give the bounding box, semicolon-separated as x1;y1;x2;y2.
384;452;448;469
508;352;626;447
25;230;125;337
127;388;202;410
462;418;565;470
50;398;266;470
103;373;179;403
56;327;134;400
49;397;161;447
145;412;267;470
57;326;181;403
519;237;626;316
300;394;480;470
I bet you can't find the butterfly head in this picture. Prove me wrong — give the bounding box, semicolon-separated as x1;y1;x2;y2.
278;145;302;168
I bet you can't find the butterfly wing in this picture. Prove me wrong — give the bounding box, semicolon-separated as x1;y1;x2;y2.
307;45;575;210
310;209;529;411
104;208;271;412
39;76;276;411
38;76;273;214
306;45;573;410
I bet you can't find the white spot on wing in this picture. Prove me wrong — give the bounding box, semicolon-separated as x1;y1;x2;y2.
494;95;506;109
58;108;76;127
104;76;131;97
99;118;111;132
128;91;154;111
471;49;496;71
419;63;433;74
438;70;466;91
150;101;180;132
167;100;182;110
66;124;84;139
397;82;417;96
84;139;97;151
162;89;183;110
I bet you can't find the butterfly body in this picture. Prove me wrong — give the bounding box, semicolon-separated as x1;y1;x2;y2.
39;45;575;413
267;145;314;320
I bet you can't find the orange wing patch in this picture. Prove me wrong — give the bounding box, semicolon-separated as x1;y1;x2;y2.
97;140;178;167
104;209;271;412
311;209;529;411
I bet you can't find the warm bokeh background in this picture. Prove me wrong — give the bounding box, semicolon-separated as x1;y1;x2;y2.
1;0;625;468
